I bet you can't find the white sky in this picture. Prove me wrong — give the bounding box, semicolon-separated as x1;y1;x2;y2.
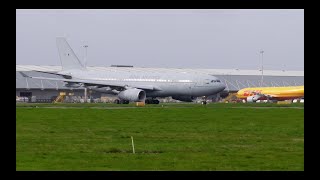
16;9;304;70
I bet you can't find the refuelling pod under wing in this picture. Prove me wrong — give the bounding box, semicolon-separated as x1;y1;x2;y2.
64;82;83;88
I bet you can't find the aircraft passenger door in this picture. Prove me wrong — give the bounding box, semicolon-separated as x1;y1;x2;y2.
190;79;199;96
194;77;204;87
186;82;192;95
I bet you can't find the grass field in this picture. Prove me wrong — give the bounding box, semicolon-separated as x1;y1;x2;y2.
16;103;304;170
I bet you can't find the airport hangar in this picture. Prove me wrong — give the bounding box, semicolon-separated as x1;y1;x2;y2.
16;65;304;103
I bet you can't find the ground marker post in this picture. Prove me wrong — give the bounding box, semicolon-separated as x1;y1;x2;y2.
131;136;135;154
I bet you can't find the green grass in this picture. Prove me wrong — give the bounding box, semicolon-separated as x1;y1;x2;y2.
16;102;305;108
16;103;304;170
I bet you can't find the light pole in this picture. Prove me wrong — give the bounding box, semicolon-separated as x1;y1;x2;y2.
83;45;88;103
260;50;264;87
83;45;88;68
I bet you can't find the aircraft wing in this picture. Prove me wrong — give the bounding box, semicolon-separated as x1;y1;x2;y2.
19;72;160;91
32;70;73;79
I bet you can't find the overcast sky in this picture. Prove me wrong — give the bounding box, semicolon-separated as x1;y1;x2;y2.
16;9;304;70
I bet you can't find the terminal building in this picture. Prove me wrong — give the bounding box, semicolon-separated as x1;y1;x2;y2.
16;65;304;103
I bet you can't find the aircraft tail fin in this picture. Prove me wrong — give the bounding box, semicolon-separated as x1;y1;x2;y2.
56;37;86;71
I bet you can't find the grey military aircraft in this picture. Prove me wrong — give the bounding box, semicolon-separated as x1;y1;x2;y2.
20;37;226;104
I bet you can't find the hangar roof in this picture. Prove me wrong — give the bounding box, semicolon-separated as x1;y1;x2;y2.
16;65;303;76
16;65;304;91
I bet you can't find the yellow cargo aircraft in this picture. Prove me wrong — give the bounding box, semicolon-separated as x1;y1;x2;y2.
236;85;304;102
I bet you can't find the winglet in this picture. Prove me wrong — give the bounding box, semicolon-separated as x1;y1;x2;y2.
19;72;31;78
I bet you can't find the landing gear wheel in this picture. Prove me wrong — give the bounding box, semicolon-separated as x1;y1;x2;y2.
114;99;120;104
145;98;160;104
152;99;160;104
120;100;129;104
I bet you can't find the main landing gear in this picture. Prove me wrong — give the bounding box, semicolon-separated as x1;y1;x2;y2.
114;99;129;104
145;98;160;104
114;98;160;104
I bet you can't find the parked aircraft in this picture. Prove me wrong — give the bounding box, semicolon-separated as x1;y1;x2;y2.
20;37;226;104
236;86;304;102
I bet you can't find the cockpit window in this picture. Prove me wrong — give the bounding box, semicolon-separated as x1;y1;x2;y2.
217;80;221;82
211;80;221;83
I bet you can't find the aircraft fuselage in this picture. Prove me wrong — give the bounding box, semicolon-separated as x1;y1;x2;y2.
62;69;226;98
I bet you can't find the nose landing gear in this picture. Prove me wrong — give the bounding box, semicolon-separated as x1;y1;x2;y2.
201;96;207;105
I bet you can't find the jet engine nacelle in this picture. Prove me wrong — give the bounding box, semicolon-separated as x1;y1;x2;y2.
118;88;146;102
246;95;261;103
65;82;82;88
172;96;196;102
